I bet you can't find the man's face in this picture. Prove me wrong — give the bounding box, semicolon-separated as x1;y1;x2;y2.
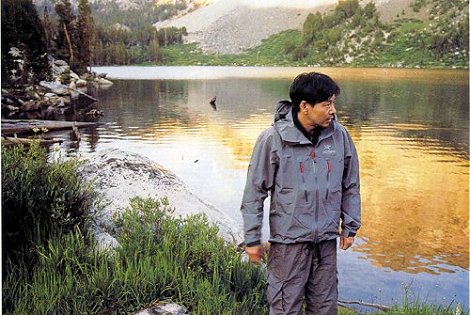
304;95;337;128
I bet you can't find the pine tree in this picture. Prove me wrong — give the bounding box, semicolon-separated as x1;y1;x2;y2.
54;0;76;70
1;0;50;87
42;5;54;53
76;0;95;74
148;29;160;63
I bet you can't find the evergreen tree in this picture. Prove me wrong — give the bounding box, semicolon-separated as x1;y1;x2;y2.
54;0;76;70
148;29;160;63
335;0;360;20
42;5;54;53
76;0;95;73
303;12;324;45
1;0;50;87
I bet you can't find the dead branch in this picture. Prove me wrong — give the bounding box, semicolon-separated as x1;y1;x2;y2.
338;299;391;312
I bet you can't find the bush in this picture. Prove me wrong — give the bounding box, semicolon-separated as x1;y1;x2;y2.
1;142;96;265
3;196;268;314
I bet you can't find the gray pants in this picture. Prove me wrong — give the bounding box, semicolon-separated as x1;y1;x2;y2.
267;239;338;315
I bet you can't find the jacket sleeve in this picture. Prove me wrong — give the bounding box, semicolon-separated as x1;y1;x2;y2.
240;128;278;246
340;129;361;237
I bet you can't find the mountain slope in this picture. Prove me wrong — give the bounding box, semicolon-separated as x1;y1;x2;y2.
154;0;416;54
154;0;336;54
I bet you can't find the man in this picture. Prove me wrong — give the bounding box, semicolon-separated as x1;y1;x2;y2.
240;72;361;315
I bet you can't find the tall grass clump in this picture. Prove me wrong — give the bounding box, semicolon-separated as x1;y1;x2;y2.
1;142;96;266
3;196;267;314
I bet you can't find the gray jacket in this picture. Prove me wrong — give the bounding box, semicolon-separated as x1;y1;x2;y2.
241;101;361;245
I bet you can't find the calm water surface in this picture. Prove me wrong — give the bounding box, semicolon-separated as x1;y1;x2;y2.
76;67;468;310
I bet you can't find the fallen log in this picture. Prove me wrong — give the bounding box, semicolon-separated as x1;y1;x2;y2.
1;119;99;136
1;135;63;146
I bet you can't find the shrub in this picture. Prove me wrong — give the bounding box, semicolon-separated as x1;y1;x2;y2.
1;142;96;265
3;196;268;314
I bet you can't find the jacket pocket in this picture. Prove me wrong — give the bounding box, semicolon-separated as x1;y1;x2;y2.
278;154;295;189
324;185;341;227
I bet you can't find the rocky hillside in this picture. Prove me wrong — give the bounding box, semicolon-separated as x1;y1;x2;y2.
154;0;416;54
154;0;337;54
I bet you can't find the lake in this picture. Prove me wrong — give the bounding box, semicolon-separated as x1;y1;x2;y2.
75;66;469;310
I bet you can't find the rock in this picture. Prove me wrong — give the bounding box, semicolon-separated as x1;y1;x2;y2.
40;80;96;108
86;108;104;116
77;149;242;243
32;92;42;100
70;71;80;80
70;90;80;100
94;230;121;251
53;60;68;67
2;104;19;112
133;303;189;315
44;92;58;98
1;96;16;105
56;97;66;107
94;77;114;86
80;73;93;80
20;100;40;112
76;79;88;88
51;60;71;80
39;81;69;95
45;105;60;119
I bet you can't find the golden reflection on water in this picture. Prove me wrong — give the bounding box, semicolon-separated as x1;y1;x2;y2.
130;114;469;274
352;124;469;273
128;112;273;169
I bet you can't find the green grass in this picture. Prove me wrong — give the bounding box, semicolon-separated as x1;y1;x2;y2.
3;197;268;314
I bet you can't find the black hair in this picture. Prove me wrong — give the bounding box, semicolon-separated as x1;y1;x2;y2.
289;72;340;113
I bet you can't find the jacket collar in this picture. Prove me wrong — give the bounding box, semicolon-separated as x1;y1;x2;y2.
273;101;336;146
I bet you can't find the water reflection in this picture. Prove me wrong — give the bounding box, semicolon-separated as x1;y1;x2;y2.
76;67;468;307
356;127;468;273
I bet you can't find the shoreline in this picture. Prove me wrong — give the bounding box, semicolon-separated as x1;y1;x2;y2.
89;65;469;82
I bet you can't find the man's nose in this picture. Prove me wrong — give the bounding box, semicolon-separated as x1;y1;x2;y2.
329;104;336;114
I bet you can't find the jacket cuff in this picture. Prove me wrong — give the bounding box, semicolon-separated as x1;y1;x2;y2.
246;240;261;247
341;230;356;237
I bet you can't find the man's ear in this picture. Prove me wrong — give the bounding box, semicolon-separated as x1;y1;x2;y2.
299;101;309;113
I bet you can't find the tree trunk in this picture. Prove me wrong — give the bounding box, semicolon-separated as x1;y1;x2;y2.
63;23;74;65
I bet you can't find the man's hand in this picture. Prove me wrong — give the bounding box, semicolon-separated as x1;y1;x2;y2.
245;245;264;264
340;236;355;250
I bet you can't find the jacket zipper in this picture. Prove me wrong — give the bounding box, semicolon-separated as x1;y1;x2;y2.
311;148;319;242
326;160;331;200
299;162;308;202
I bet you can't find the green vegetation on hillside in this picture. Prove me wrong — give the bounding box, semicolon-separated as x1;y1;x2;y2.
157;0;469;68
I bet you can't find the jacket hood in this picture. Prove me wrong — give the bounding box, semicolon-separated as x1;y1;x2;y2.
274;100;293;122
273;100;337;145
